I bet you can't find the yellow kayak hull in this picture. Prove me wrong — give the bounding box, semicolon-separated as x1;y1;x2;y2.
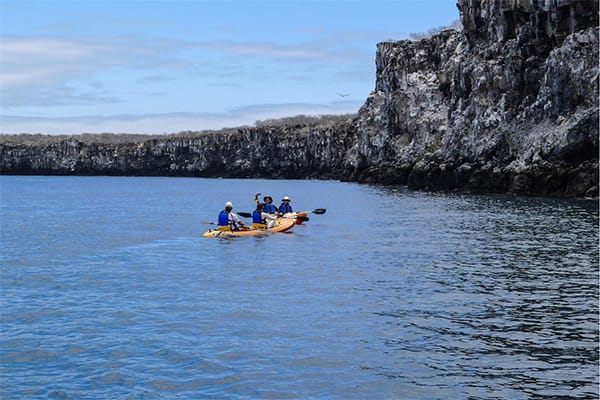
203;218;295;238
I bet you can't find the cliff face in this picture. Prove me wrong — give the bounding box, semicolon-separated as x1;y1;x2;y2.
1;0;598;197
352;0;599;196
0;121;357;179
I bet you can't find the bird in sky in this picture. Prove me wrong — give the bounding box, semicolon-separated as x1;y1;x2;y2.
336;92;350;97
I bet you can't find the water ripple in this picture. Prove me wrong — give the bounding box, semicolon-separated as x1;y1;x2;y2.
1;177;598;399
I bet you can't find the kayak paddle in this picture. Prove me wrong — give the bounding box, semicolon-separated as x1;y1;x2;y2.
237;212;307;221
238;209;324;218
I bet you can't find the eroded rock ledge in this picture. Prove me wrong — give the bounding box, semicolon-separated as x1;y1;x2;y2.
0;121;357;180
1;0;598;197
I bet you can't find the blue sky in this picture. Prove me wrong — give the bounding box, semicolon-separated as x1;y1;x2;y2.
0;0;459;134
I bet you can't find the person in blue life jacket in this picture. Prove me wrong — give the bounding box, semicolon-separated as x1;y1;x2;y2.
251;203;279;229
217;201;247;231
255;193;278;214
279;196;293;214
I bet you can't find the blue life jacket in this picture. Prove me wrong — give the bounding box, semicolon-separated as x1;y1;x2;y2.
252;210;264;224
264;203;278;214
218;210;229;226
279;203;293;213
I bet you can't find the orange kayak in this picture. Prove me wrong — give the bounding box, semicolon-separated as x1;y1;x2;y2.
203;218;295;238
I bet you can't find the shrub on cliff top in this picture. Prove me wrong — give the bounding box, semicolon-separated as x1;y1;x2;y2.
0;113;357;145
254;113;356;128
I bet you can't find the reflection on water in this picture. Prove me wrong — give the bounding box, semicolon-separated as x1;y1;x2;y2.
1;177;598;399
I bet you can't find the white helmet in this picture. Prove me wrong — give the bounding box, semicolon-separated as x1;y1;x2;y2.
225;201;233;208
282;196;291;201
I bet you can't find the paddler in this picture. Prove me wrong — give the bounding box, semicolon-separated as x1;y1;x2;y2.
279;196;293;214
217;201;247;231
255;193;278;214
251;203;278;229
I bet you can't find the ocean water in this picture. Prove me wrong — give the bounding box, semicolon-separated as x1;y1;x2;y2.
1;176;598;399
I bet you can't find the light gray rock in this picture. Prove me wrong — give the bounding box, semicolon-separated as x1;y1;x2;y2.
353;0;598;196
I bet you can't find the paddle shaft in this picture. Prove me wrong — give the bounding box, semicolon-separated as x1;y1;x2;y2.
238;208;325;218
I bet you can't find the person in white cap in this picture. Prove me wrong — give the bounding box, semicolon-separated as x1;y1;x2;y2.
217;201;246;231
279;196;293;214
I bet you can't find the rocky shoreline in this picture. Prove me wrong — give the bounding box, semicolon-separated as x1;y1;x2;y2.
1;0;598;198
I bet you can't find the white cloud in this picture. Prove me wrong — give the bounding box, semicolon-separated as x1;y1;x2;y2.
0;35;196;107
0;31;376;118
0;34;367;108
1;37;94;60
0;37;96;89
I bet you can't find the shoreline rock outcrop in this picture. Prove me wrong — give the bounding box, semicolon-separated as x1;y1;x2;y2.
349;0;599;197
0;120;358;180
1;0;598;198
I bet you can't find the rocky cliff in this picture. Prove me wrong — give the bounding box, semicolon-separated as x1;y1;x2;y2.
0;120;357;179
1;0;598;197
350;0;599;197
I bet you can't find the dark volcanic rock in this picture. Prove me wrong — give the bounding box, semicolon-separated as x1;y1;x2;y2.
0;120;358;180
1;0;598;198
353;0;599;197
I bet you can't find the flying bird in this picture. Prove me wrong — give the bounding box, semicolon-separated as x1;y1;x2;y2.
336;92;349;97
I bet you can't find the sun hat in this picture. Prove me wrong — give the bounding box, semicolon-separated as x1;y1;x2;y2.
282;196;291;201
225;201;233;208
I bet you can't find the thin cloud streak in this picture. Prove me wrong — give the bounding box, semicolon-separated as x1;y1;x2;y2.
1;37;92;60
201;41;333;60
0;33;372;108
1;37;98;89
198;39;373;63
0;26;388;131
0;101;361;135
0;35;195;107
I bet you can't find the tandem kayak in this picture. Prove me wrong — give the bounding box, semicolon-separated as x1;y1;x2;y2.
202;218;295;238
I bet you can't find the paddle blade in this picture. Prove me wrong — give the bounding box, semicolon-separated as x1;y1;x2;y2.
312;208;326;214
237;212;252;218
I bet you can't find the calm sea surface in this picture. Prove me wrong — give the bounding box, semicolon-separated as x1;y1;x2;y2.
1;176;598;399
